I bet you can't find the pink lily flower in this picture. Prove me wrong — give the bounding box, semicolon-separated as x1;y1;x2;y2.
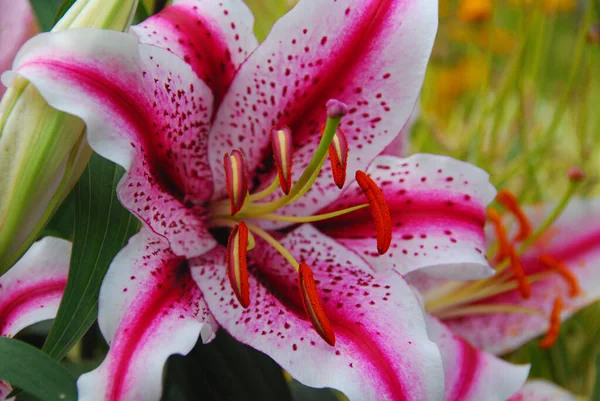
0;0;39;97
508;380;578;401
2;0;526;399
0;237;70;400
414;197;600;356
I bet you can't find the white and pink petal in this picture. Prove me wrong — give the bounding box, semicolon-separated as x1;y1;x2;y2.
443;198;600;355
0;237;70;338
209;0;438;217
426;316;529;401
3;28;217;258
191;224;444;401
131;0;258;107
509;380;577;401
318;154;496;280
77;228;217;401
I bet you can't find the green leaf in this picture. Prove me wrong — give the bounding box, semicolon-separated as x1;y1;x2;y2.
161;330;293;401
592;353;600;401
42;153;140;360
0;337;77;401
29;0;64;31
52;0;77;26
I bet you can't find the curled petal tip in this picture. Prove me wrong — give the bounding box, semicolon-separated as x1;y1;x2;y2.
298;262;336;346
226;222;251;308
355;170;392;255
326;99;348;118
567;167;585;182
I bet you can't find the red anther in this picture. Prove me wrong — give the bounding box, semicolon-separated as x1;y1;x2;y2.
509;248;531;299
328;127;349;189
487;208;512;263
496;189;532;242
298;262;336;346
538;255;581;298
539;297;563;349
226;222;250;308
270;126;294;194
223;150;248;215
355;170;392;255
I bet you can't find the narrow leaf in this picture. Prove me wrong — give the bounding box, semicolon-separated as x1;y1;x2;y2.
42;153;140;360
0;337;76;401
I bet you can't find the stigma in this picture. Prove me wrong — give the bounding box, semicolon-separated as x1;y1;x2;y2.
211;99;391;345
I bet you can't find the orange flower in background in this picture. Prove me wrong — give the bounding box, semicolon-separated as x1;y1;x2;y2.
458;0;493;23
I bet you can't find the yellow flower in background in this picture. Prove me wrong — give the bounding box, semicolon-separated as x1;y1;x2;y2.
458;0;492;23
542;0;576;13
425;56;488;119
450;24;516;54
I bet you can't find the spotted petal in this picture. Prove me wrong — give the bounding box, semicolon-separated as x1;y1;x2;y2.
77;228;217;401
0;237;70;401
443;198;600;355
131;0;258;108
191;224;444;401
318;154;496;280
426;316;529;401
209;0;438;215
3;28;217;258
508;380;577;401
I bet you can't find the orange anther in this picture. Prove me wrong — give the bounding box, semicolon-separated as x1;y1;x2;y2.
328;127;349;189
509;248;531;299
298;263;336;346
538;255;581;298
496;189;532;242
487;208;512;263
271;126;294;195
226;222;250;308
223;150;249;215
355;170;392;255
539;297;563;349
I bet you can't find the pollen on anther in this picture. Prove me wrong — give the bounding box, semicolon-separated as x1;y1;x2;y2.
487;208;511;263
509;248;531;299
539;297;563;349
328;128;349;189
356;170;392;255
224;150;248;215
538;255;581;297
270;126;294;194
298;263;335;346
226;222;250;308
496;189;532;242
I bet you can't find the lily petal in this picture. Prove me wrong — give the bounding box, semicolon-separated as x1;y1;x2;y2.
131;0;258;108
77;228;217;401
508;380;577;401
444;198;600;355
191;224;444;401
426;316;529;401
0;237;70;338
209;0;438;213
0;237;70;401
381;103;419;157
318;154;496;280
3;28;217;258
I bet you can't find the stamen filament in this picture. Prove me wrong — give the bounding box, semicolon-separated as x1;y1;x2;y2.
244;222;299;271
261;204;369;223
434;304;545;319
249;176;280;201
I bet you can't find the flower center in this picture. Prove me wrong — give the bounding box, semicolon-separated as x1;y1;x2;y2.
424;185;583;348
208;99;392;346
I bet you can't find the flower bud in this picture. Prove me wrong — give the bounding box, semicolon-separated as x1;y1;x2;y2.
0;0;139;272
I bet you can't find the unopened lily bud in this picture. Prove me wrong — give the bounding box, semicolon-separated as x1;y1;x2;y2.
567;167;585;182
0;0;139;272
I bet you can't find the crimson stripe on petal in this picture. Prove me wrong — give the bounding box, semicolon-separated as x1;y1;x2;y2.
132;0;257;110
191;225;444;401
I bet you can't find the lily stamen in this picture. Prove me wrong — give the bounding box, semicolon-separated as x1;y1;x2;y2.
271;126;294;195
226;222;251;308
261;204;369;223
487;207;512;263
224;150;249;216
539;297;563;349
496;189;532;242
298;262;336;346
509;248;531;299
538;255;582;297
356;170;392;255
328;127;349;189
